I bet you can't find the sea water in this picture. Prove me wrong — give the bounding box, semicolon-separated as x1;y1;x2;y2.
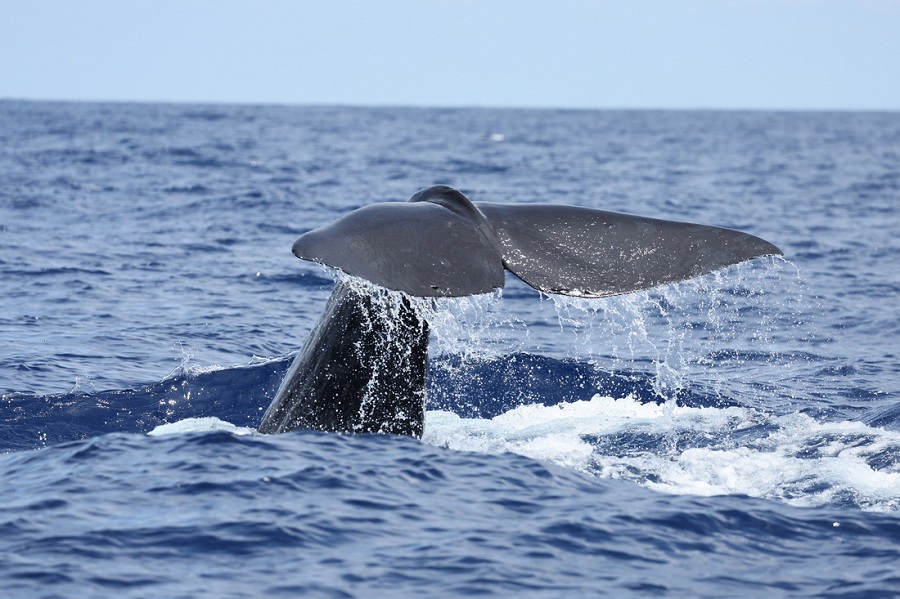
1;101;898;597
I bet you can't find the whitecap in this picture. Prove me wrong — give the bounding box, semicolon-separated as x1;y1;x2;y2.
148;417;257;437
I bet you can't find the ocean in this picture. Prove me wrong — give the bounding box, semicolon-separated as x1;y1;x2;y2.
1;100;898;597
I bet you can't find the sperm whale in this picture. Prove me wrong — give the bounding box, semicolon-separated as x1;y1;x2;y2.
258;186;782;437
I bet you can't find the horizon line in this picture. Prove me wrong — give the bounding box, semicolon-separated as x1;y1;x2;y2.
2;96;898;115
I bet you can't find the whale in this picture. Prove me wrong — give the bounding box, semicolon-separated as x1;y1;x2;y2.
258;185;782;437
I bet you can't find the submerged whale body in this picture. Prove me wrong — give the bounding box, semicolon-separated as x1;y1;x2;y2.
258;186;782;437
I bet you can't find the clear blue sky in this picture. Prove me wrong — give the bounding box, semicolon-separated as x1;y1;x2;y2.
2;0;898;111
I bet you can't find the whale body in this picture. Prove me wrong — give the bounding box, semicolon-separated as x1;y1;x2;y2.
258;186;782;436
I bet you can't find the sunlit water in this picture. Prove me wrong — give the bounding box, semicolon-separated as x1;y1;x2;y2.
1;101;898;597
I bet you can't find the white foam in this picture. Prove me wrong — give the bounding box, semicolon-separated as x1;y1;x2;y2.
425;395;759;472
646;414;900;510
148;417;257;437
424;395;900;512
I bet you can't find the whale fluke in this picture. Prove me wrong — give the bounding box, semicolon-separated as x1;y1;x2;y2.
261;186;782;437
291;200;504;297
292;186;782;298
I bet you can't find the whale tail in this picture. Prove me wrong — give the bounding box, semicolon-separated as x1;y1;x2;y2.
261;186;783;437
291;186;782;298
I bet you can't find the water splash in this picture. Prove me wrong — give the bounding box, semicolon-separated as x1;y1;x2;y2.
411;256;808;410
414;288;525;359
277;263;898;512
542;257;812;405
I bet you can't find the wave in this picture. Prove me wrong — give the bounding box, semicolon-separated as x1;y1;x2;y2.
427;394;900;512
0;352;722;453
6;426;900;596
6;353;900;512
0;360;287;452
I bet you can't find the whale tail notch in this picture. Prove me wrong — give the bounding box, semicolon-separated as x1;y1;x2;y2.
291;185;783;298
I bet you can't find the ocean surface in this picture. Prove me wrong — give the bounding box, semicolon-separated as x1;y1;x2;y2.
1;100;898;597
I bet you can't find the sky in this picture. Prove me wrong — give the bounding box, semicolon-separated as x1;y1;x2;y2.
1;0;898;111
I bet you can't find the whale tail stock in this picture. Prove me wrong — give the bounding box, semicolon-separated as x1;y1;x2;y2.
259;186;782;436
258;280;428;436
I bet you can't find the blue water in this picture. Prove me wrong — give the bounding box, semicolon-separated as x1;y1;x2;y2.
1;101;898;597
